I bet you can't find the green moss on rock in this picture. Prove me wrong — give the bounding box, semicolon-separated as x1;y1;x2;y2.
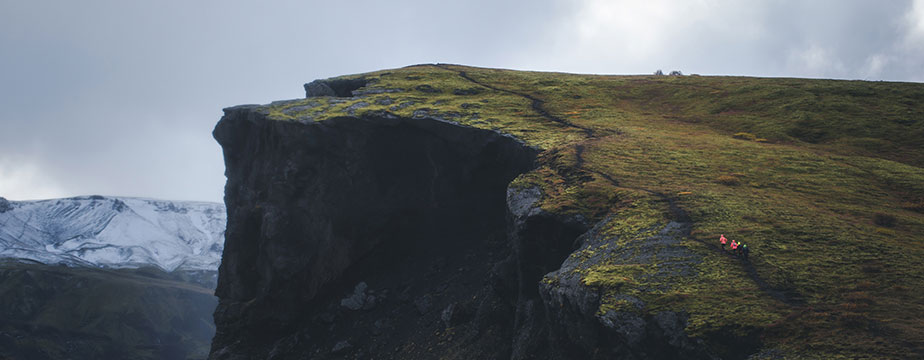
256;64;924;358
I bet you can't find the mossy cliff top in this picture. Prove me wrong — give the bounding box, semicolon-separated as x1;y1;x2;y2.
255;64;923;358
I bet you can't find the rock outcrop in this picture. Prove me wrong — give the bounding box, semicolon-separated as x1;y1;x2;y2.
540;219;709;358
211;104;544;358
0;197;11;213
304;78;369;97
210;75;762;359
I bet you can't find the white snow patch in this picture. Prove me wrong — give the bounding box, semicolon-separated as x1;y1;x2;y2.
0;196;226;271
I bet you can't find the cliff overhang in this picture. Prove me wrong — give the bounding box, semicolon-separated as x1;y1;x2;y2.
211;103;553;358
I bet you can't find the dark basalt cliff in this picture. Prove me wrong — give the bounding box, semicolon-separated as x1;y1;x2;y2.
211;106;558;358
210;99;715;359
210;65;924;359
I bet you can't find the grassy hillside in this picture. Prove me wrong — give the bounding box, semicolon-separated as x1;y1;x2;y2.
262;64;923;358
0;260;217;359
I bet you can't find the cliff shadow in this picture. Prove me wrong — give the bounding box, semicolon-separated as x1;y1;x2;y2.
212;112;537;358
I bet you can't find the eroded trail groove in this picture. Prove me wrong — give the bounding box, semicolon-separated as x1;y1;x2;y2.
434;64;596;138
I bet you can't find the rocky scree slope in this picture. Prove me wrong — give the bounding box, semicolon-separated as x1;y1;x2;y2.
211;64;924;359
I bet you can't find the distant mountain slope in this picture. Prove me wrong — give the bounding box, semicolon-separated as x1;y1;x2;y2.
0;195;225;271
0;196;225;359
0;260;217;359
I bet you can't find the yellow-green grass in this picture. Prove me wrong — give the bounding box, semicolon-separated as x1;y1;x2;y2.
261;64;923;358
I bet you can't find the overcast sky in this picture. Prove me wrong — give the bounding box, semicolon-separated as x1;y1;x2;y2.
1;0;922;203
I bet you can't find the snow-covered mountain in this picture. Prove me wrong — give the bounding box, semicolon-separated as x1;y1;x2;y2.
0;195;225;271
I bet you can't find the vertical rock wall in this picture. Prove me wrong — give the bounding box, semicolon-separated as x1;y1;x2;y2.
210;103;724;358
211;108;538;358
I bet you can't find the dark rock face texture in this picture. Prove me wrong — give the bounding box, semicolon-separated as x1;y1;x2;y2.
211;107;543;358
209;92;719;359
504;187;589;359
304;78;369;97
540;220;709;358
0;197;10;213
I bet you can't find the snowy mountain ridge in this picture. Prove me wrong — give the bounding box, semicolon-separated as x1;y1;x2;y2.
0;195;225;271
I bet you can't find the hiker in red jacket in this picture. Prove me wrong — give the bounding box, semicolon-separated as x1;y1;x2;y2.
719;234;728;249
730;240;738;253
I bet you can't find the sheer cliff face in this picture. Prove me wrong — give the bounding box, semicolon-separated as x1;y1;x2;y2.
210;79;740;360
211;105;710;359
211;107;541;358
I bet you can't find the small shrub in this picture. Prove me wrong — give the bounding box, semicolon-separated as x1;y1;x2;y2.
453;87;484;96
854;281;876;290
900;200;924;213
845;291;874;305
873;213;896;227
656;292;690;303
716;175;741;186
873;227;897;236
839;302;860;311
788;119;829;143
415;84;441;93
860;265;882;274
839;312;871;329
733;132;758;141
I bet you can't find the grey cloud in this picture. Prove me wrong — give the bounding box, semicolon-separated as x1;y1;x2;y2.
0;0;920;202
